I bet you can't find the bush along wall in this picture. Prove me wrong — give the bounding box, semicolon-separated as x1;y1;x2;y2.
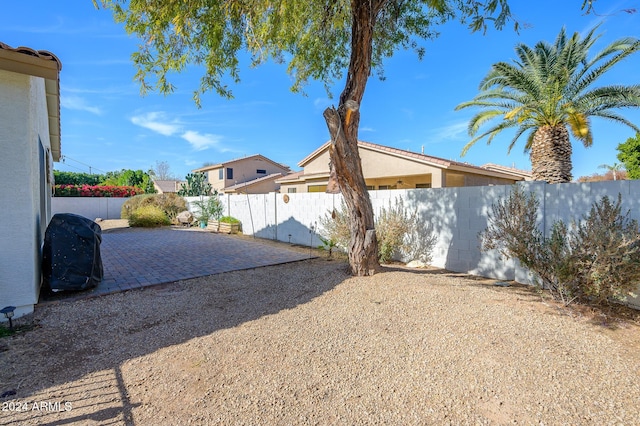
54;184;144;197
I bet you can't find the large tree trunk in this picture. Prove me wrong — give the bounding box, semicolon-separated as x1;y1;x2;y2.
322;0;382;276
530;125;573;183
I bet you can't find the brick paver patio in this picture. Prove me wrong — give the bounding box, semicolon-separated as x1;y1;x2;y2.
41;227;313;303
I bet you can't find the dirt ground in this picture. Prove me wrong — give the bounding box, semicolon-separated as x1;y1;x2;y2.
1;222;639;425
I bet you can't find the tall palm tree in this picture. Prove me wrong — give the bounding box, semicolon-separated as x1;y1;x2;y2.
456;26;640;183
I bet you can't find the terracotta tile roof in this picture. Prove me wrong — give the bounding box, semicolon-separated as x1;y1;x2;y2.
0;42;62;161
275;170;328;183
481;163;532;179
224;173;284;192
0;42;62;71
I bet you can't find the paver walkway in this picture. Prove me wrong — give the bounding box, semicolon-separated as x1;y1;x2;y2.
42;227;313;302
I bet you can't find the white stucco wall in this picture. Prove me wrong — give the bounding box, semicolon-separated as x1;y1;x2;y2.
51;197;128;220
0;70;52;318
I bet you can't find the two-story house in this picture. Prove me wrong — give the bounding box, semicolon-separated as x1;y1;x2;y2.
193;154;291;194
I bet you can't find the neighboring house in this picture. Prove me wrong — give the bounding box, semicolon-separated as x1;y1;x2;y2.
277;140;531;193
0;42;62;318
153;179;184;194
193;154;290;194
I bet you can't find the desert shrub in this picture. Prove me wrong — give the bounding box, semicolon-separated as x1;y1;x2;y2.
121;194;155;218
318;198;436;264
128;205;170;227
560;195;640;304
318;202;351;253
480;186;549;277
376;197;437;264
154;193;188;222
121;194;186;222
481;186;640;305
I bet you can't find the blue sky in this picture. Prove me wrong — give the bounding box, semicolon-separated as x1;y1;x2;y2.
2;1;639;180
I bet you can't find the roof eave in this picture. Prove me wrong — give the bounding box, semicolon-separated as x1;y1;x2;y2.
0;45;62;161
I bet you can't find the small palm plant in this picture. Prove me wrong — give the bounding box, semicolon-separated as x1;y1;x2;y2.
598;163;625;181
456;26;640;183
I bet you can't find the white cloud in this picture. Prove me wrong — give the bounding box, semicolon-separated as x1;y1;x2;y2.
432;121;469;141
314;97;333;110
181;130;224;151
131;112;181;136
61;95;102;115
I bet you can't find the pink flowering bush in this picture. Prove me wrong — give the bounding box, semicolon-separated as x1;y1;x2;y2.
54;184;144;197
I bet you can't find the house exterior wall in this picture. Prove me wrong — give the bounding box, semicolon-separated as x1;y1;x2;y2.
0;70;52;317
204;158;288;193
444;170;517;187
360;147;442;177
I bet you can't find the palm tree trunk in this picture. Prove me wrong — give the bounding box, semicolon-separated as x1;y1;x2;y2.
530;125;573;183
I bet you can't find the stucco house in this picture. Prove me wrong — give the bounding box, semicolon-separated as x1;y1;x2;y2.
193;154;290;194
0;43;62;318
277;140;531;193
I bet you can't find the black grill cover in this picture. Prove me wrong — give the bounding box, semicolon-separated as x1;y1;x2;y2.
42;213;103;291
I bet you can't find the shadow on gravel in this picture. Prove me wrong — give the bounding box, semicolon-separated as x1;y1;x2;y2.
0;258;348;425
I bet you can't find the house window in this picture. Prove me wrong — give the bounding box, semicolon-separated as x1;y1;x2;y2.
257;169;266;175
226;168;233;180
366;185;375;190
415;183;431;189
218;169;223;180
308;185;327;193
287;188;297;193
378;185;397;190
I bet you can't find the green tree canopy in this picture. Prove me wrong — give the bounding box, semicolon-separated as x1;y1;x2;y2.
617;133;640;179
53;171;102;186
95;0;598;274
102;169;157;193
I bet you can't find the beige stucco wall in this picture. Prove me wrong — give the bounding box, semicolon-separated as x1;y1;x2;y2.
444;170;517;187
0;70;52;317
205;158;288;193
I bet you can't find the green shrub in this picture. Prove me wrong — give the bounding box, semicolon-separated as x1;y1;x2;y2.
481;187;640;305
193;195;224;222
121;193;186;222
219;216;240;224
128;205;171;227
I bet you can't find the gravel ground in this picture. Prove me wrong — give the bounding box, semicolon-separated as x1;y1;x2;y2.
1;228;639;425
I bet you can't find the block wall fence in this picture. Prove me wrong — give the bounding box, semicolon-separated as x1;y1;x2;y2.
188;180;640;307
51;197;128;220
52;180;640;307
